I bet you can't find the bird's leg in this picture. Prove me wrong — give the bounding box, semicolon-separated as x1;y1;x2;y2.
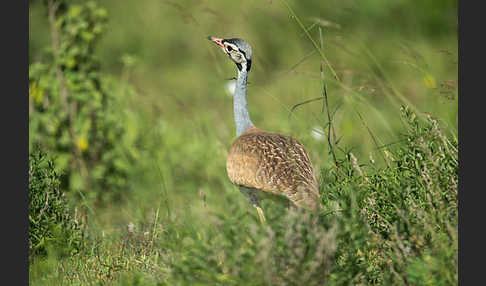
239;186;266;224
254;203;266;224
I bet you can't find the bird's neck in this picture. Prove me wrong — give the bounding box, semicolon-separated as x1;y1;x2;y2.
234;68;254;137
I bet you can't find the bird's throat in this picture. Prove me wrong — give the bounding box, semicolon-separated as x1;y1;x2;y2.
234;68;254;137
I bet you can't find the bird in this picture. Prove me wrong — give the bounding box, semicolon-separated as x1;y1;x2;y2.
208;36;321;223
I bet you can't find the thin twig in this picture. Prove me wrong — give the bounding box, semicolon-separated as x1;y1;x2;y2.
48;0;90;185
48;0;68;111
355;110;390;168
280;49;316;78
319;27;339;168
288;97;323;120
280;0;340;82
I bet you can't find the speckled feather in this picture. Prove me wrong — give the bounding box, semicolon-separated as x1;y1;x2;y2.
226;126;321;211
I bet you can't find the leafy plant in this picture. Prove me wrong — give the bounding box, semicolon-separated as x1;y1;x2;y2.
168;202;337;286
29;147;83;258
324;106;458;285
29;0;140;204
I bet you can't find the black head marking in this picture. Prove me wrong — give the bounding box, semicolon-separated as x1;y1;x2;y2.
223;38;252;60
235;60;251;72
220;38;252;72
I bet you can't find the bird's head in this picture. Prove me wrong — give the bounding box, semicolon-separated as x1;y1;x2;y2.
208;36;252;72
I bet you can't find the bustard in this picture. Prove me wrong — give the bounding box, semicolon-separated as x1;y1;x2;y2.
208;36;321;223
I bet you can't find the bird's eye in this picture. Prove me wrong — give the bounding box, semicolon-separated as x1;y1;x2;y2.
227;46;233;52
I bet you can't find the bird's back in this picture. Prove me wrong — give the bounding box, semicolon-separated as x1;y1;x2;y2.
226;126;320;211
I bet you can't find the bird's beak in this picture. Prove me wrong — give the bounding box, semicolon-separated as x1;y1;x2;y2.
208;36;225;49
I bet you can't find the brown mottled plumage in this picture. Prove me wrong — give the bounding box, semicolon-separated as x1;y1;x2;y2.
227;126;321;212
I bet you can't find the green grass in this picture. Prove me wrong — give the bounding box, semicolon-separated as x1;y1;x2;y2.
29;0;457;285
29;107;457;285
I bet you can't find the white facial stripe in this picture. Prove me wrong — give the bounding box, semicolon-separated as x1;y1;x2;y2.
232;51;245;63
225;43;238;53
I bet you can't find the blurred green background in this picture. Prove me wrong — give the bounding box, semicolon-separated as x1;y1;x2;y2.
29;0;457;261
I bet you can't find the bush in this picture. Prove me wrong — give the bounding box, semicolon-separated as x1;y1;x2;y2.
29;147;83;258
29;0;140;204
164;191;337;286
324;106;458;285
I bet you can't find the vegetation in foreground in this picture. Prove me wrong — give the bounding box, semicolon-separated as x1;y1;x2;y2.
29;0;457;285
29;106;457;285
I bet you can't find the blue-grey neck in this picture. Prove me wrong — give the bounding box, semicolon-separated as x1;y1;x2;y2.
234;68;254;137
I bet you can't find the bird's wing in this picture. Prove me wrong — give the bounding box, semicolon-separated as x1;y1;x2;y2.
226;127;319;209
